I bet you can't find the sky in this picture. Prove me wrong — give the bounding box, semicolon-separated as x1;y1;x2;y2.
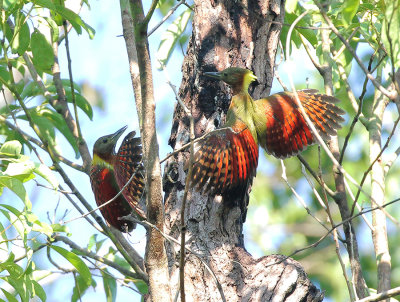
0;1;337;300
4;0;396;301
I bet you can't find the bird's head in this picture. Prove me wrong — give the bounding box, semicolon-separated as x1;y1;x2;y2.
92;126;127;165
204;67;257;93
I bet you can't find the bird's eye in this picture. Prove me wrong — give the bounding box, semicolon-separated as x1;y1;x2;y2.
102;138;108;143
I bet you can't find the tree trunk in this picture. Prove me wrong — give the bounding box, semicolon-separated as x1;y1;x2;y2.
164;1;324;300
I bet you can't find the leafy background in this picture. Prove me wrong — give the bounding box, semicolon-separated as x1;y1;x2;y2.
1;0;400;301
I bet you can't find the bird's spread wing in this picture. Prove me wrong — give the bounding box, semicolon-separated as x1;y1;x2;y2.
256;89;345;158
114;131;146;218
191;121;259;195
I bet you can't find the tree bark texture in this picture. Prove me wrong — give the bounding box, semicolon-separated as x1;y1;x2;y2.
164;1;323;301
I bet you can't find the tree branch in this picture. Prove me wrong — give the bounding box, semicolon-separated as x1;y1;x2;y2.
124;0;171;299
53;235;143;280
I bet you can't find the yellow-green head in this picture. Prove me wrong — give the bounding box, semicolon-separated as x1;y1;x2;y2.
204;67;257;94
92;125;127;166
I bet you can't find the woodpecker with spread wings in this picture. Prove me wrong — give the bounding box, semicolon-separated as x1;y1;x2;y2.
191;67;345;195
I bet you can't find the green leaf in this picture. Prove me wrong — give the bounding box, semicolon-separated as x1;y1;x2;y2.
51;223;69;234
342;0;359;26
87;234;106;252
0;175;31;209
30;29;55;73
87;234;97;251
285;12;317;48
0;140;22;157
0;207;28;241
20;81;42;101
0;205;23;223
71;273;95;302
18;106;80;157
44;17;60;43
1;276;29;302
32;0;56;10
0;65;12;88
0;254;24;277
382;0;400;68
0;256;30;302
38;107;80;157
18;108;58;155
3;162;36;183
54;5;95;38
0;221;9;252
157;0;175;16
101;270;117;302
50;245;92;287
12;19;30;55
70;92;93;120
130;278;148;295
43;82;92;119
0;288;18;302
30;218;53;237
31;280;46;302
33;163;59;189
285;0;298;14
156;8;191;69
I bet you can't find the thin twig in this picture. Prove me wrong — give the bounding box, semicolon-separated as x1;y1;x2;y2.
63;169;143;224
355;286;400;302
297;155;336;198
287;8;369;297
317;150;355;301
1;90;46;165
265;196;400;268
281;160;330;233
63;22;83;141
350;114;400;216
342;179;374;231
0;116;83;171
53;235;143;280
339;54;376;164
315;2;397;101
47;245;75;273
148;0;187;37
274;41;288;91
51;40;92;172
160;126;237;164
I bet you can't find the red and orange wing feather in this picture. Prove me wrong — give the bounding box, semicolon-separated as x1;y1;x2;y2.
191;121;259;195
114;131;146;219
260;90;345;158
90;166;136;232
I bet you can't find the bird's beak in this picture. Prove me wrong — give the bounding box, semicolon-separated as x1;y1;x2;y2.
111;125;128;143
204;71;222;80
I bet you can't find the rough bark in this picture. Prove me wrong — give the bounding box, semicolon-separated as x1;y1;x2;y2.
164;1;323;300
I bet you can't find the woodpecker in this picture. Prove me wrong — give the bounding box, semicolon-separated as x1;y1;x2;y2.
191;67;345;194
90;126;145;232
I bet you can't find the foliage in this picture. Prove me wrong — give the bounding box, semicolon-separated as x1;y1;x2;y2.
247;0;400;301
0;0;399;301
